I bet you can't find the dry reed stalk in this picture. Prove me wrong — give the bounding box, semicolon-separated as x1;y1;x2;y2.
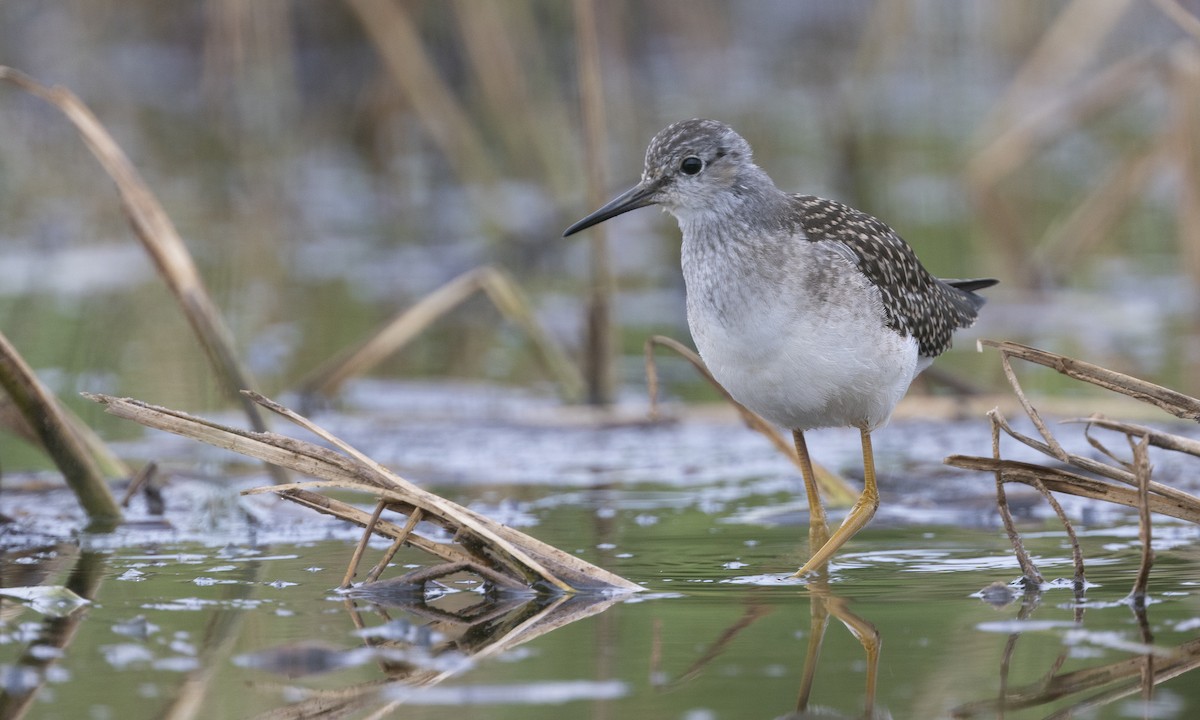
0;396;130;480
643;334;857;505
947;456;1200;524
1071;417;1200;457
977;0;1133;141
118;462;158;508
0;66;286;483
988;410;1044;586
0;331;122;527
1165;44;1200;287
86;392;641;595
343;499;388;589
1154;0;1200;40
951;635;1199;718
299;265;583;401
343;0;496;184
1131;434;1154;604
364;507;422;583
947;341;1200;593
450;1;569;190
573;0;616;407
1035;147;1157;271
981;340;1200;420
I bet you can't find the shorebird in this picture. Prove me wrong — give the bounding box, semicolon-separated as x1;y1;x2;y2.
564;119;995;576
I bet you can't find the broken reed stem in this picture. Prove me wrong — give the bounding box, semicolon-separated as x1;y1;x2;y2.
643;335;857;506
573;0;616;407
0;65;285;484
1028;475;1086;590
1083;420;1135;470
996;348;1067;459
343;499;388;589
244;390;576;593
995;411;1200;508
118;462;158;508
0;330;122;527
87;393;641;594
989;410;1043;585
300;266;582;402
1131;434;1154;604
1072;416;1200;459
366;508;423;583
956;342;1200;591
946;455;1200;524
981;340;1200;420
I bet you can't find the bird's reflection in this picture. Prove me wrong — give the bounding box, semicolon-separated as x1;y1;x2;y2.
790;518;883;720
647;519;887;718
793;577;882;719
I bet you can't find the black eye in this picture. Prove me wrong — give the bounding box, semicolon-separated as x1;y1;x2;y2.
679;156;703;175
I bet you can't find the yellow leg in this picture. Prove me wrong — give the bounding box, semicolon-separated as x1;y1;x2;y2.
793;428;880;577
793;430;830;557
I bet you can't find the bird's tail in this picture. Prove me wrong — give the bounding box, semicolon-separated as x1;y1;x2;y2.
940;277;998;317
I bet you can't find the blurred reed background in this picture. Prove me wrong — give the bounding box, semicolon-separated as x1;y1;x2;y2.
0;1;1197;469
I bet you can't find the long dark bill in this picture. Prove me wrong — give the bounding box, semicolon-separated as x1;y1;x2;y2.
562;181;660;237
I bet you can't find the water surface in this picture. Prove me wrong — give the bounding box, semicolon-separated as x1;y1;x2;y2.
4;382;1200;719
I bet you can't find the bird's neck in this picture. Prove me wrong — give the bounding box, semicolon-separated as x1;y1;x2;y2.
674;169;791;250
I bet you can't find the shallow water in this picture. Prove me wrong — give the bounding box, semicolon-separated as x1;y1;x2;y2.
4;382;1200;719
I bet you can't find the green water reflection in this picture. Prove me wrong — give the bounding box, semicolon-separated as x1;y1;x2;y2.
4;497;1200;719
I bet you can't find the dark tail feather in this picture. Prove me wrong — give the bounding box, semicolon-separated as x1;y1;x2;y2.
946;278;999;293
939;277;998;317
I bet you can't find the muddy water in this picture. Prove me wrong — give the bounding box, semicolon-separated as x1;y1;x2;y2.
4;382;1200;719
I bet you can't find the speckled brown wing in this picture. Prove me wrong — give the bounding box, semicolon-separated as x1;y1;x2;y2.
790;195;996;359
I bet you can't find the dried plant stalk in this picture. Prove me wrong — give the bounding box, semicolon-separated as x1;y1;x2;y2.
300;266;582;402
573;0;615;406
951;635;1200;717
982;340;1200;419
987;410;1043;586
86;393;641;595
344;0;495;184
948;341;1200;595
1130;434;1154;604
644;335;857;505
0;331;121;526
946;456;1200;524
0;66;284;483
1072;416;1200;458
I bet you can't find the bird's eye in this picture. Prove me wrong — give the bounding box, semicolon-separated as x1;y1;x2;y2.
679;156;703;175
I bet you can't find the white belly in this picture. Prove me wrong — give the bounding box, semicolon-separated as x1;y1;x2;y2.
683;240;921;432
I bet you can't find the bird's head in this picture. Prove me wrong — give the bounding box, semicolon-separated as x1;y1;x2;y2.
563;119;760;237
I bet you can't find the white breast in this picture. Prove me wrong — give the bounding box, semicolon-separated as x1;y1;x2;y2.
682;234;920;432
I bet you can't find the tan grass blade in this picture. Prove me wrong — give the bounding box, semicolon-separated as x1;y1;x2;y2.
86;393;642;594
980;340;1200;420
0;66;284;483
1068;416;1200;458
1130;434;1154;603
343;0;495;184
944;456;1200;525
951;635;1200;717
300;265;582;400
0;332;121;527
572;0;616;406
